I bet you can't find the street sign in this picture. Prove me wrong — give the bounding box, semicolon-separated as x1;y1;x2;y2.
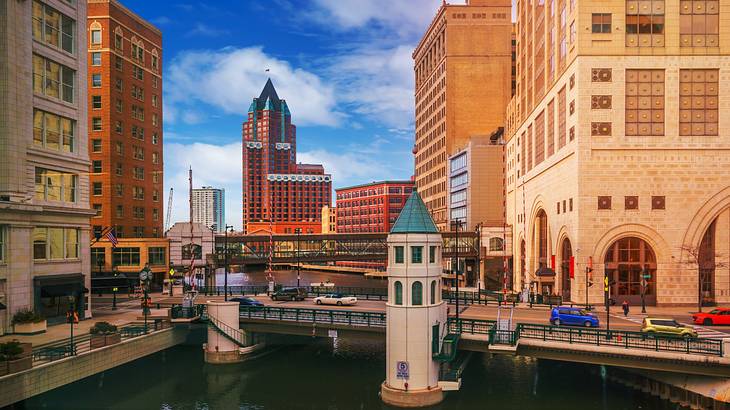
396;361;410;379
642;274;651;279
169;268;175;277
603;276;609;292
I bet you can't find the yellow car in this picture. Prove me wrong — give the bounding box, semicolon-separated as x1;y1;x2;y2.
641;318;698;338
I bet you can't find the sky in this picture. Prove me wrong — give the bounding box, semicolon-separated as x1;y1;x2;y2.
119;0;467;230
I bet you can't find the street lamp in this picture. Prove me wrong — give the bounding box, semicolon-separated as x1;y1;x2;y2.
641;265;648;314
451;219;464;321
67;295;76;356
140;264;152;334
295;228;302;288
224;225;234;301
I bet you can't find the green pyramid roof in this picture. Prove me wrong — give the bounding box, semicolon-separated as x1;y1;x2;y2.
390;190;439;234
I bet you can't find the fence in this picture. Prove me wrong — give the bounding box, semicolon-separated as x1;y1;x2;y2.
239;306;386;328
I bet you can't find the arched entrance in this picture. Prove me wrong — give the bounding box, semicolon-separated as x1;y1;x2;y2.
604;237;657;306
561;238;572;301
699;220;717;306
534;210;554;295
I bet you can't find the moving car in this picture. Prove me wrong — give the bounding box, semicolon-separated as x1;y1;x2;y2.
641;318;698;338
229;297;264;308
313;293;357;306
270;287;307;301
692;308;730;326
549;306;600;327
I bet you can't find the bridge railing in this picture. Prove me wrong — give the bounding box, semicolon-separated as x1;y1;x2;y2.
447;318;494;335
516;323;724;356
239;306;386;328
197;285;389;300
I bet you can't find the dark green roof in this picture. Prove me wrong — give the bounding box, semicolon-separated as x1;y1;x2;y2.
390;191;439;234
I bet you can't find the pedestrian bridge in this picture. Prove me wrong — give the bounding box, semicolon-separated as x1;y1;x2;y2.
203;306;730;377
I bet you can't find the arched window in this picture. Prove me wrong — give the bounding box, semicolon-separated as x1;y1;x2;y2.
561;238;573;300
394;281;403;305
412;281;423;305
604;237;657;305
536;210;548;267
430;280;437;304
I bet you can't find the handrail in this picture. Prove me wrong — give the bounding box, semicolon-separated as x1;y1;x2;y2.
239;306;386;328
208;315;249;347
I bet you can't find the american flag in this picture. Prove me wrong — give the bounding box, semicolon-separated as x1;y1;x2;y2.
105;228;118;247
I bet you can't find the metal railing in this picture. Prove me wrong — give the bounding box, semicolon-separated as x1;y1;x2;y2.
517;323;724;356
170;304;206;319
197;285;389;300
208;315;248;347
447;318;494;335
239;306;386;328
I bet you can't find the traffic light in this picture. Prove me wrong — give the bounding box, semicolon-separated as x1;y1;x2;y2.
586;266;593;287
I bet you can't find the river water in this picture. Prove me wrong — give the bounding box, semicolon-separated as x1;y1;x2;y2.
25;336;672;410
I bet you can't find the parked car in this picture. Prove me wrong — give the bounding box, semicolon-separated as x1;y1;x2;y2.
641;318;698;338
313;293;357;306
550;306;600;327
229;297;264;308
270;287;306;301
692;308;730;326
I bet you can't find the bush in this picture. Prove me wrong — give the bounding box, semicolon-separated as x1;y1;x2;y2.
11;308;44;325
90;321;118;335
0;341;23;360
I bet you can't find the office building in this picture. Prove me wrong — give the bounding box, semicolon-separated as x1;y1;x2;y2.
321;205;337;234
336;181;414;233
192;186;225;233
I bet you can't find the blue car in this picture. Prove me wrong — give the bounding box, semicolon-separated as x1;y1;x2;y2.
550;306;599;327
230;297;264;308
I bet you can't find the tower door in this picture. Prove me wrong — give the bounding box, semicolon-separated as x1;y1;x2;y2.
432;323;440;355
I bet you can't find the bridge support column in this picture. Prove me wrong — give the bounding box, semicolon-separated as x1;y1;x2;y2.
204;301;247;364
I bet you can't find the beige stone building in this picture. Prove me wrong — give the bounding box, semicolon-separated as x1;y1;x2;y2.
0;0;93;331
321;205;336;234
413;0;513;230
506;0;730;306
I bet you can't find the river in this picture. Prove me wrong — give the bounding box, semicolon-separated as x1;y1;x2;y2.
25;336;671;409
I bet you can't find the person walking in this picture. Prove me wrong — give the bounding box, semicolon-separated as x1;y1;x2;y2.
622;300;630;317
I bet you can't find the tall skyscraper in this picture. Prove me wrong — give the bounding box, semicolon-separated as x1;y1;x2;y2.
0;0;93;331
506;0;730;306
413;0;513;230
192;186;225;233
242;79;332;234
87;0;163;238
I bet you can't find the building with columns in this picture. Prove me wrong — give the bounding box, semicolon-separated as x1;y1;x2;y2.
0;0;94;331
505;0;730;306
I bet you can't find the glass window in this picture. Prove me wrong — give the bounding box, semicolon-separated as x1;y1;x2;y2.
33;109;75;152
395;246;404;263
92;160;102;173
92;74;101;87
32;54;75;103
412;281;423;305
592;13;612;33
32;227;78;260
92;139;102;152
65;228;78;258
91;247;105;268
430;280;437;304
34;168;77;203
32;1;75;53
92;117;102;131
411;246;423;263
113;247;141;266
91;52;101;66
93;182;102;196
394;281;403;305
92;95;102;109
149;247;166;265
90;29;101;44
429;246;437;263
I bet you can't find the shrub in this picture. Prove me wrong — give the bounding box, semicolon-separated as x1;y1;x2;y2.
90;321;118;335
0;341;23;360
11;308;44;325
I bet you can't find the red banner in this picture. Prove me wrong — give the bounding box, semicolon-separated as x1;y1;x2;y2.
569;256;575;279
551;255;556;270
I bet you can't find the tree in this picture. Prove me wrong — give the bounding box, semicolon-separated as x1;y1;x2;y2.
680;244;728;313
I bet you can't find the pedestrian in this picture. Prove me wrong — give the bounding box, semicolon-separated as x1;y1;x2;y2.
622;300;630;317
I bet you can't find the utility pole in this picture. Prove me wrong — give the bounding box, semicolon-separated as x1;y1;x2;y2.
295;228;302;288
224;225;234;301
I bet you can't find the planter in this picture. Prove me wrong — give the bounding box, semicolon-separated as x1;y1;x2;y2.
17;343;32;358
90;333;121;349
7;356;31;373
14;320;46;335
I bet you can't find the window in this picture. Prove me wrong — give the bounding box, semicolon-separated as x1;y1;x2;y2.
133;146;144;160
679;69;718;136
116;205;124;217
113;247;141;266
92;160;102;173
115;162;123;176
133;206;145;219
535;111;545;165
592;13;612;33
115;183;123;197
412;281;423;305
32;1;75;53
626;70;665;136
91;247;105;268
91;74;101;88
395;246;404;263
115;54;123;71
152;54;159;70
411;246;423;263
90;29;101;45
152;95;158;107
626;0;665;47
115;120;123;134
152;152;159;164
35;168;77;202
115;99;123;113
115;78;123;91
33;109;75;152
133;186;144;200
149;247;166;265
133;65;144;81
394;281;403;305
32;227;79;260
152;133;159;145
680;0;718;47
558;86;566;148
92;203;102;217
115;141;123;155
91;52;101;66
93;182;102;196
152;114;158;126
152;208;159;221
92;95;102;109
152;189;159;201
92;117;102;131
489;237;505;252
32;54;75;103
598;196;612;210
133;166;144;180
92;139;102;152
430;280;437;304
114;29;123;49
429;246;436;263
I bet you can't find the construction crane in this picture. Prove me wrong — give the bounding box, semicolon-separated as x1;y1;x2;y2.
165;187;173;232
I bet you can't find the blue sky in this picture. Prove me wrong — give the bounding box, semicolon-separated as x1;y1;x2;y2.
121;0;460;229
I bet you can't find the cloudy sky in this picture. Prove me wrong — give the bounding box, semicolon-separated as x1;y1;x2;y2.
124;0;462;230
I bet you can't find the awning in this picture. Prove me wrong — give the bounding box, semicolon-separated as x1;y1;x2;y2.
0;301;6;310
35;274;84;297
40;283;81;297
535;266;557;277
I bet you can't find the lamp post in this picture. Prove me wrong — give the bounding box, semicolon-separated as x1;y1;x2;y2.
140;264;152;334
641;265;648;314
67;295;76;356
451;219;464;321
224;225;234;301
295;228;302;288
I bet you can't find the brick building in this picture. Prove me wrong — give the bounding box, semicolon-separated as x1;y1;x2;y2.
413;0;513;230
321;205;337;233
506;0;730;306
242;79;331;234
336;181;415;233
87;0;163;239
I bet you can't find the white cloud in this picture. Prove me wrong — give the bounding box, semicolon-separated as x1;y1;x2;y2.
165;47;344;127
185;23;229;38
164;141;243;230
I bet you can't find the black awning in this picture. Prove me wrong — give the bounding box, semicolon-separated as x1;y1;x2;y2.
34;273;84;287
40;283;81;297
535;266;557;277
0;301;6;310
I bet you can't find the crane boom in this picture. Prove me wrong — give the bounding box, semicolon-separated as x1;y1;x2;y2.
165;187;173;232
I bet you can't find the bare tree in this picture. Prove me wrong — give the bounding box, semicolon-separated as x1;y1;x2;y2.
680;244;728;313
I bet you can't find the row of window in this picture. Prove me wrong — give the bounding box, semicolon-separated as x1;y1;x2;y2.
92;226;160;239
90;25;160;71
33;227;79;260
392;280;439;306
393;245;439;264
336;187;412;200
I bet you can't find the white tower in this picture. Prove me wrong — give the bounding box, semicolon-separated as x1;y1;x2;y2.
381;191;447;407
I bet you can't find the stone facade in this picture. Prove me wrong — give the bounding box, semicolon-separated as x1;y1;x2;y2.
506;0;730;305
0;0;94;333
